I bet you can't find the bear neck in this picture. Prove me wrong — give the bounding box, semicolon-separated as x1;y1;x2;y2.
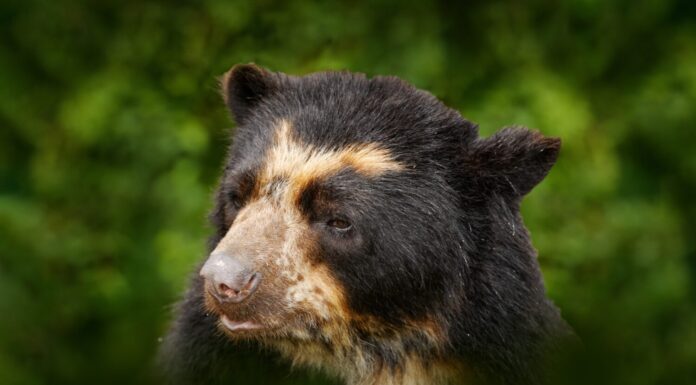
265;326;468;385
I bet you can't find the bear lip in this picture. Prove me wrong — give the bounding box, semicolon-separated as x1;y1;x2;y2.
219;315;264;332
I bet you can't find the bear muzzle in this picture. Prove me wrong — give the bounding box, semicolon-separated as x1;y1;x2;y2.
200;252;261;304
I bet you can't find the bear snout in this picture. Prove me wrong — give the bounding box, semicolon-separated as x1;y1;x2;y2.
200;252;261;304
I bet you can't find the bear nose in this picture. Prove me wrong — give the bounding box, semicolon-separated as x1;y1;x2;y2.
200;252;261;304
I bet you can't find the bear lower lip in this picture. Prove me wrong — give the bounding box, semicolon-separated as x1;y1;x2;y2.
220;315;264;332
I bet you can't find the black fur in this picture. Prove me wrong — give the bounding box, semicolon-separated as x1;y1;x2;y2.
160;64;572;385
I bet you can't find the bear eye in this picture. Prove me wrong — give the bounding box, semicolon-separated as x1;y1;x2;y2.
326;218;351;231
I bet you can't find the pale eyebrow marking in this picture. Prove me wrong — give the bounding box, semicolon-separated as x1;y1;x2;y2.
259;119;404;197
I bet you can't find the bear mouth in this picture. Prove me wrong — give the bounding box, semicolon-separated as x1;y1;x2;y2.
219;315;265;332
203;290;280;336
202;279;311;339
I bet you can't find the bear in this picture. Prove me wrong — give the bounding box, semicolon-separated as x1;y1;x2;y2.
159;64;574;385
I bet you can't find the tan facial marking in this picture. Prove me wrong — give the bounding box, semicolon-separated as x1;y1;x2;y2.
258;119;403;200
257;119;403;319
208;194;348;324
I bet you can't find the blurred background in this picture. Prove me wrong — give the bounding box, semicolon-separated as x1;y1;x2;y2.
1;0;695;384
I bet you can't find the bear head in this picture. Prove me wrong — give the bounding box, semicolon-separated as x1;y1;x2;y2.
197;64;563;384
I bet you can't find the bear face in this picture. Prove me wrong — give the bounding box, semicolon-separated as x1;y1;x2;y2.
164;64;571;385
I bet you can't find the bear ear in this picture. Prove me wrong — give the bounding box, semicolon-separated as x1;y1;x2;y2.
220;63;278;124
469;127;561;198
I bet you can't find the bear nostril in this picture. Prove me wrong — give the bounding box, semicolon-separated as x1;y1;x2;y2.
218;283;239;298
200;252;261;303
210;272;261;303
242;272;261;292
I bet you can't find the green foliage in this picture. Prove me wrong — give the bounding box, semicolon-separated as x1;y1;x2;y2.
1;0;695;384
